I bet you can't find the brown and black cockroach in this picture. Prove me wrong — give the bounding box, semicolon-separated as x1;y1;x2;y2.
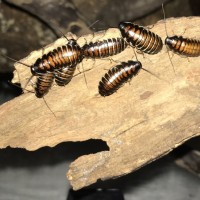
98;60;142;96
31;39;83;75
0;55;55;98
165;36;200;57
161;5;200;57
3;38;84;89
34;71;55;98
98;60;163;97
54;64;77;86
119;22;163;54
34;71;56;117
162;4;200;73
82;37;128;59
2;68;56;115
4;39;83;76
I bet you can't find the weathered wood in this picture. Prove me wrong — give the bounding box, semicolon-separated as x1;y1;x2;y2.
0;17;200;190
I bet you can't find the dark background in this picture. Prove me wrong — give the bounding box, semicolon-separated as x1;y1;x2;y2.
0;0;200;199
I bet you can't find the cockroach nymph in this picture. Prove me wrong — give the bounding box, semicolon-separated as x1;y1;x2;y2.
31;39;83;75
34;71;55;98
98;60;142;96
119;22;163;54
161;4;200;57
82;37;128;59
54;64;77;86
3;38;83;93
161;3;200;73
33;71;56;117
165;36;200;57
3;39;83;76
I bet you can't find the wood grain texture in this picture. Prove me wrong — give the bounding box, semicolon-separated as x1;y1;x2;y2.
0;17;200;190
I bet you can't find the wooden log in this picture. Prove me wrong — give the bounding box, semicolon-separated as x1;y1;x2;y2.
0;17;200;190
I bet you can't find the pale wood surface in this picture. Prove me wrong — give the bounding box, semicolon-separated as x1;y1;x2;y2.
0;17;200;190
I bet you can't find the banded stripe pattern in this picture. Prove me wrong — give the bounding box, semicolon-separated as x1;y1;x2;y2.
35;72;54;98
119;22;163;54
165;36;200;56
98;60;142;96
31;39;83;75
82;38;127;58
55;64;77;86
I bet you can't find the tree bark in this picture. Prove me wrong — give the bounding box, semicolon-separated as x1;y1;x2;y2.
0;17;200;190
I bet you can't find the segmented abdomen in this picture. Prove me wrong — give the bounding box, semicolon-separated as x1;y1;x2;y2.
35;72;54;98
98;60;142;96
119;22;163;54
31;39;83;75
165;36;200;56
82;38;127;58
55;64;77;86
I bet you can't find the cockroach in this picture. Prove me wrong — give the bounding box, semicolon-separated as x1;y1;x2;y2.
162;5;200;57
98;60;162;97
3;39;83;76
165;36;200;57
119;22;163;54
162;4;200;73
34;71;56;116
82;37;127;58
34;71;55;98
165;35;200;57
98;60;142;96
2;38;84;88
31;39;83;75
54;64;77;86
0;59;54;98
3;69;56;116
